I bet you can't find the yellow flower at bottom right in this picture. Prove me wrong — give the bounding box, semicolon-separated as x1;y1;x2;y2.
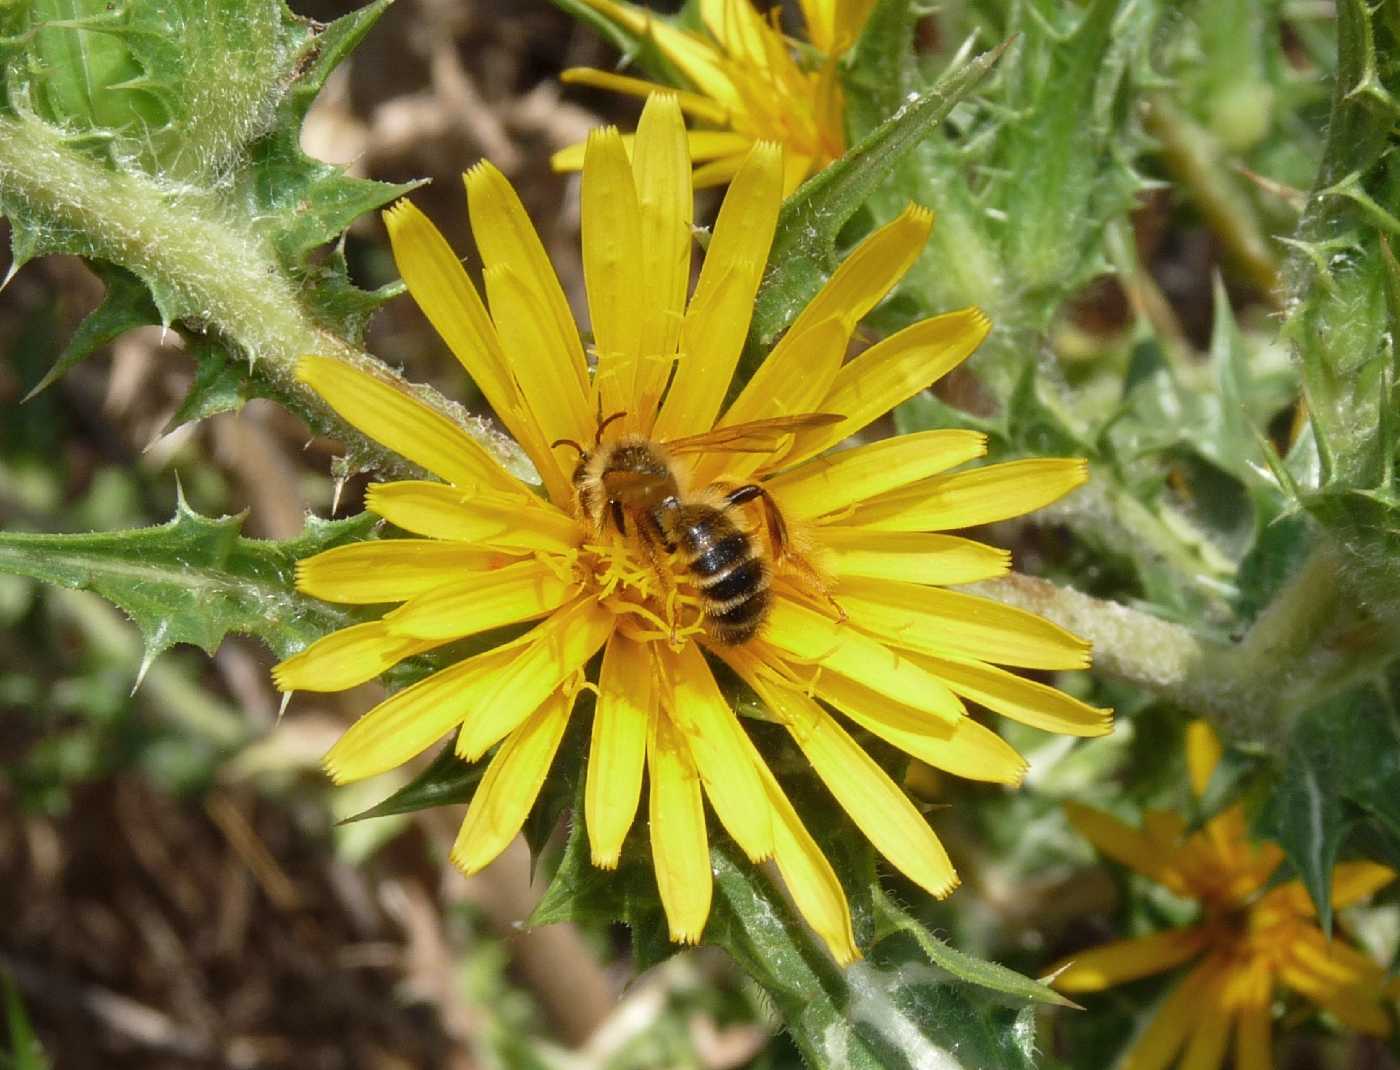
1051;721;1395;1070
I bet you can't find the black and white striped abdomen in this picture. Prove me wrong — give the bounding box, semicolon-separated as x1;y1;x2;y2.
671;504;771;645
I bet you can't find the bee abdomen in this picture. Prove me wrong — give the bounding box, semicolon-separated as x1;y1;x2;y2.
674;509;771;645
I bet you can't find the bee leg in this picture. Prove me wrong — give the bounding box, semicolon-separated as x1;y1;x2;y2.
635;517;681;642
724;484;789;558
727;484;846;624
610;500;628;536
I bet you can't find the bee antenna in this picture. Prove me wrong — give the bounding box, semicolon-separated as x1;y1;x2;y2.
551;438;587;457
596;410;627;443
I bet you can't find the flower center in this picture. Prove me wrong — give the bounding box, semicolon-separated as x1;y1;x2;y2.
574;530;708;647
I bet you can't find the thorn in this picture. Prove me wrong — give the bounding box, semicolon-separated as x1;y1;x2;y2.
131;652;156;696
278;691;292;722
0;259;21;294
132;626;167;695
331;477;346;516
173;470;189;512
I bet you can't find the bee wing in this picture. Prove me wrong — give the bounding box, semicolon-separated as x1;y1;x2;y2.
663;413;846;455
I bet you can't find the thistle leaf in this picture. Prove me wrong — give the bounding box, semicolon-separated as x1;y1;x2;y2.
746;39;1007;356
0;0;450;481
1260;684;1400;934
340;735;486;824
0;498;376;666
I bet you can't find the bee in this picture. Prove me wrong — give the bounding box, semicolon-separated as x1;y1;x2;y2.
552;411;844;644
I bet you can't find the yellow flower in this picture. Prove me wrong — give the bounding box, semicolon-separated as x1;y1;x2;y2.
1051;722;1396;1069
551;0;867;195
275;94;1105;964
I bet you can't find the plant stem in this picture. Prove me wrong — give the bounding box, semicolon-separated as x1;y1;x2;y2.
967;574;1243;720
972;539;1379;751
0;112;529;482
1144;95;1282;302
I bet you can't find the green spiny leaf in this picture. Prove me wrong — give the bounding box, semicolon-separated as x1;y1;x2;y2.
0;498;376;667
745;38;1008;358
1260;684;1400;934
708;844;1038;1070
1285;0;1400;490
23;259;158;399
0;0;453;484
340;734;486;824
843;0;918;137
871;888;1077;1009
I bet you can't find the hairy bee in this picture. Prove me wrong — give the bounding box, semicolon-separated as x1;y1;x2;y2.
553;411;842;644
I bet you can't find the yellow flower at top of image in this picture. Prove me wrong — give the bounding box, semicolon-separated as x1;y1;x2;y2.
552;0;871;195
1051;721;1396;1070
274;94;1107;963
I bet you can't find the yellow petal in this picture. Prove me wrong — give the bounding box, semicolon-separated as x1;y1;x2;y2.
759;598;962;727
384;559;577;640
1287;927;1387;991
700;0;772;70
750;674;958;898
451;689;574;873
652;141;784;439
1234;1002;1272;1070
742;729;859;963
767;430;988;519
586;635;652;867
648;707;713;943
665;643;773;862
832;0;878;51
571;0;739;110
686;317;851;487
466;161;591;432
717;208;938;445
381;201;570;505
272;620;440;693
1118;960;1219;1070
796;0;838;52
783;307;991;465
1329;860;1397;909
816;529;1011;587
582;126;645;418
799;0;876;53
322;641;523;783
1308;983;1393;1036
1178;974;1231;1070
1064;800;1187;893
558;69;730;125
816;670;1026;784
365;481;578;550
691;153;749;189
296;356;520;494
837;577;1092;670
1050;927;1208;993
1142;808;1187;853
481;263;594;454
781;151;816;198
380;201;513;414
455;600;615;760
848;458;1089;532
911;654;1112;737
1186;719;1222;798
715;316;851;446
295;539;507;604
555;129;755;172
631;95;694;430
796;204;934;336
